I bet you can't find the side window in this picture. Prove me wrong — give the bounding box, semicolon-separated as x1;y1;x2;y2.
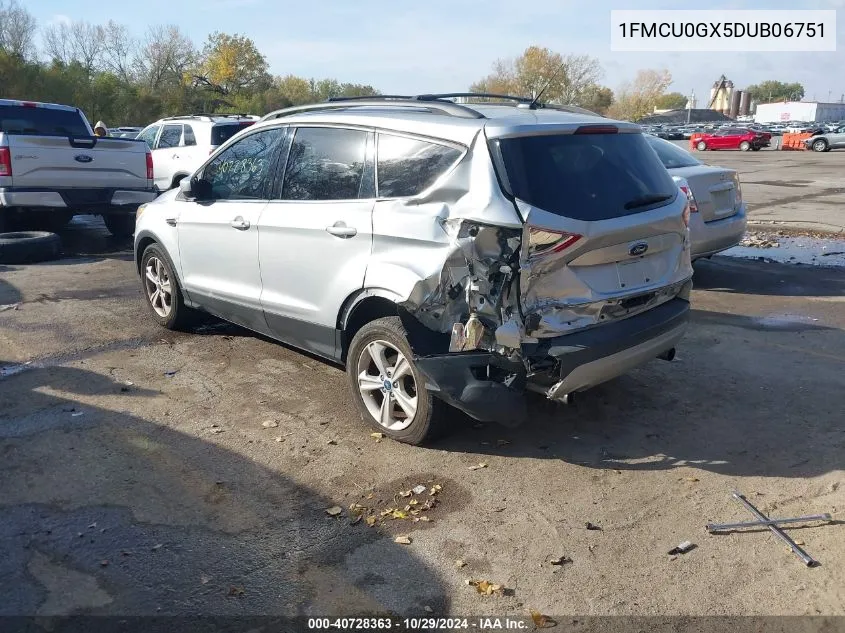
282;127;368;201
183;124;197;146
157;124;182;149
377;134;462;198
136;125;160;148
202;127;284;201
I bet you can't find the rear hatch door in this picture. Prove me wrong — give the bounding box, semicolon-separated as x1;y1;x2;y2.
489;125;692;339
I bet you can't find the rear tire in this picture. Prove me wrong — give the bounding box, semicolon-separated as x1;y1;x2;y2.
140;243;193;330
696;141;707;151
104;213;135;237
739;141;751;151
346;316;448;445
0;231;61;264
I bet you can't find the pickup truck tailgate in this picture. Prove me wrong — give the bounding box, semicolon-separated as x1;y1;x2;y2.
7;136;150;189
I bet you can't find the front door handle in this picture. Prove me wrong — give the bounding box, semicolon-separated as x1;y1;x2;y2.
172;154;180;159
325;222;357;238
230;216;250;230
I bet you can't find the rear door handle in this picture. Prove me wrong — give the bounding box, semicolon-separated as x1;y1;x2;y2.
230;216;250;230
172;154;180;159
325;222;357;238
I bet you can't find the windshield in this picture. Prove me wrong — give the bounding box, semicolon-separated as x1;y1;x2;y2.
211;121;255;146
493;131;677;221
645;135;701;169
0;105;90;136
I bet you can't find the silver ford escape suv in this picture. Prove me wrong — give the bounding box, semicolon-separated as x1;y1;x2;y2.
134;93;694;445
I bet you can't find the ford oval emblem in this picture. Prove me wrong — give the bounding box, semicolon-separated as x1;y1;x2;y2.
74;154;93;163
629;242;649;257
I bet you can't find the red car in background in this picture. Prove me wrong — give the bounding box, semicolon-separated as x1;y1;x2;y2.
694;128;771;151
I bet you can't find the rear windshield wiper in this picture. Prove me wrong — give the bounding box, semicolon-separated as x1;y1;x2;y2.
623;193;673;210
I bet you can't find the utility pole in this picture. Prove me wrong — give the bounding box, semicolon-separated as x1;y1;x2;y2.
687;88;694;124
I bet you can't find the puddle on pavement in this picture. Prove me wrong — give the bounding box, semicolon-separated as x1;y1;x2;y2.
723;233;845;267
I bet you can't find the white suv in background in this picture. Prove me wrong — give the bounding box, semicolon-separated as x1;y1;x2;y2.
136;114;258;191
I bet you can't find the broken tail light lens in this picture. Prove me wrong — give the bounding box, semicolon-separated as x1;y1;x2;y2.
527;227;582;258
0;148;11;176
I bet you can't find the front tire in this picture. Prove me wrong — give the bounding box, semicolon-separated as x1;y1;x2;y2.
346;316;447;445
696;141;707;151
104;213;136;237
739;141;751;151
140;243;192;330
812;139;828;152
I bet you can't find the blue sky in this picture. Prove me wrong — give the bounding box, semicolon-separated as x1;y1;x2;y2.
28;0;844;104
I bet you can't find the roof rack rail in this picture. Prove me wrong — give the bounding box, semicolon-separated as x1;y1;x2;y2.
261;98;485;121
415;92;533;104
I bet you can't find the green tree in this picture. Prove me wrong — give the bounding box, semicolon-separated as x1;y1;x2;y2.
654;92;687;110
745;80;804;103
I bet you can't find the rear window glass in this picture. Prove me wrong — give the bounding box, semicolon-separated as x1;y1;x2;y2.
0;105;89;136
211;122;255;146
494;132;677;221
377;134;462;197
645;135;700;169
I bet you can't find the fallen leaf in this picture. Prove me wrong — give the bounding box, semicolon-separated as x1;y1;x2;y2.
468;463;488;471
585;522;602;531
391;509;409;520
365;516;378;527
394;535;412;545
418;516;432;522
370;432;384;440
679;476;700;483
350;515;362;525
399;490;413;498
274;436;285;443
455;559;466;568
550;555;572;566
530;609;548;628
468;579;503;595
325;506;343;517
261;420;279;428
327;439;337;445
794;539;806;546
366;492;374;499
200;575;211;585
423;606;433;613
227;586;245;597
429;484;442;496
408;499;419;506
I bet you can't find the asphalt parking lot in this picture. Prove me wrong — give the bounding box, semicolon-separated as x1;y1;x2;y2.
672;140;845;234
2;149;845;619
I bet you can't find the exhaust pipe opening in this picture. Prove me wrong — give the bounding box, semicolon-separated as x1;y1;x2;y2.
657;347;676;362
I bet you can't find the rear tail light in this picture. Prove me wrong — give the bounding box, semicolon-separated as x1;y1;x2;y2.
679;185;698;213
145;150;154;180
0;147;11;177
527;227;582;259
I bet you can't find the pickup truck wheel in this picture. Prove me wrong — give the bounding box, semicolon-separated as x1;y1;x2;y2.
0;231;61;264
104;214;135;238
140;244;192;330
346;316;448;445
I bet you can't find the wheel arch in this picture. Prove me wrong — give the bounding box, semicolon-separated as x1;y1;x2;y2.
134;229;185;287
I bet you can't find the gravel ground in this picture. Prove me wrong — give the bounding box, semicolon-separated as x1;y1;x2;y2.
1;218;844;620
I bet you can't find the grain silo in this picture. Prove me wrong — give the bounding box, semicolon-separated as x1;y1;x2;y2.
730;90;742;118
739;91;751;116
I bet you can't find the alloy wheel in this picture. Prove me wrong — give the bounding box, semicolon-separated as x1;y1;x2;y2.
356;340;418;431
144;256;172;318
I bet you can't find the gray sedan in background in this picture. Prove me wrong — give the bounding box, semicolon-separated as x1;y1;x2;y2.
646;135;747;260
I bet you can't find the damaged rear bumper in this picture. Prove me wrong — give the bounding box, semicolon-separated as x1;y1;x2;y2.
413;298;689;425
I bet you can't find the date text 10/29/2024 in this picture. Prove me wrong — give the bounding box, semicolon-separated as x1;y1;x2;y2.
307;617;532;630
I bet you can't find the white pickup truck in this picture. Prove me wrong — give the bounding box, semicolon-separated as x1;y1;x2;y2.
0;99;157;237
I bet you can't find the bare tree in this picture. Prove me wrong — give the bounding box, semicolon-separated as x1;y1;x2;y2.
606;69;673;121
134;25;196;90
42;22;74;65
42;20;105;76
102;20;137;83
0;0;38;59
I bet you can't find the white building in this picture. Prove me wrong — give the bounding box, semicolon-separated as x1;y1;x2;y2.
754;101;845;123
